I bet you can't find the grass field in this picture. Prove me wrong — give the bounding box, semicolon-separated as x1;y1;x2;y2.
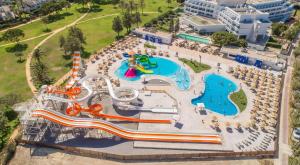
41;0;177;81
230;89;247;112
0;4;84;45
179;58;211;73
0;36;48;99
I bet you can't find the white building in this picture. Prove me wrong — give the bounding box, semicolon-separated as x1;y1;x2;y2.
218;7;271;42
183;0;272;42
248;0;294;21
184;0;294;22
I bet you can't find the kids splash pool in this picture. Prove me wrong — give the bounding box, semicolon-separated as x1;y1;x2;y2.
115;56;191;90
192;74;239;116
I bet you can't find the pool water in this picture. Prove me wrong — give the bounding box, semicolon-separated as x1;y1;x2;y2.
177;33;210;44
191;74;238;116
115;57;191;90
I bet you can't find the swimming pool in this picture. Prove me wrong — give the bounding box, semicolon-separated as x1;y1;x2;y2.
191;74;238;116
177;33;210;44
115;57;191;90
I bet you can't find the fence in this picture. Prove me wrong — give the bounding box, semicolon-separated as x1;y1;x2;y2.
18;139;275;161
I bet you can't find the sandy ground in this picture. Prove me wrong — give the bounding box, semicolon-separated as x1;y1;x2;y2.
9;145;271;165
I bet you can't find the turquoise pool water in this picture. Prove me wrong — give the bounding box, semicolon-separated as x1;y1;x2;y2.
191;74;238;116
115;57;191;90
177;33;210;44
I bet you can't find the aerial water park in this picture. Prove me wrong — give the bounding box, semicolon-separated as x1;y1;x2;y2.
19;35;282;159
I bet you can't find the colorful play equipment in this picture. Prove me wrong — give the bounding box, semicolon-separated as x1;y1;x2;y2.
32;109;222;144
124;68;137;78
124;54;157;78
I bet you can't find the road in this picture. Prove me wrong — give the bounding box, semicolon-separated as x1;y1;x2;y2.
275;33;299;165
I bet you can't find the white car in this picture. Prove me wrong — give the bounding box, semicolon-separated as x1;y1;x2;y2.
293;128;300;140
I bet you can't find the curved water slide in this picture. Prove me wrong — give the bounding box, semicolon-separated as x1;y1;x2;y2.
43;76;138;103
101;77;139;102
43;79;93;103
135;65;153;74
32;109;222;144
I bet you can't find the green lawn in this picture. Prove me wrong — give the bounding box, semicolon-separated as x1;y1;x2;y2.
0;36;48;99
179;58;211;73
0;4;84;45
41;0;177;81
230;89;247;112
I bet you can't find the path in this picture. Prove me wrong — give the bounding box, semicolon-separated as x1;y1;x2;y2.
275;33;299;165
25;7;91;93
0;18;41;33
0;33;50;47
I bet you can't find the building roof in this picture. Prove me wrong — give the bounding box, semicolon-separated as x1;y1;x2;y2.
246;0;283;4
183;14;220;25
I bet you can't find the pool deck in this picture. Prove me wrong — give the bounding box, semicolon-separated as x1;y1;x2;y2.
83;40;277;152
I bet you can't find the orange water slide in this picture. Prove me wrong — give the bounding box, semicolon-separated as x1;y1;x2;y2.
66;103;171;124
32;109;222;144
47;87;81;98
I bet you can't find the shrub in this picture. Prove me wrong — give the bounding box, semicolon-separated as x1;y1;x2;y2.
266;42;282;49
144;42;156;49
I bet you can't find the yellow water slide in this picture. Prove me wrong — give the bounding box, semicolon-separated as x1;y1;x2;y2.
135;65;153;74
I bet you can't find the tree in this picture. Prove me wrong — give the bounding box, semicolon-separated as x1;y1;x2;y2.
68;26;86;44
63;36;83;54
60;26;86;55
74;0;90;7
166;0;172;7
133;12;142;27
119;0;127;13
174;18;180;33
59;35;66;48
211;31;238;47
238;39;247;48
139;0;145;15
31;62;53;87
128;0;136;14
271;23;288;37
2;29;25;44
112;16;123;38
169;18;174;33
294;47;300;57
122;10;132;33
284;27;298;41
32;47;45;63
0;110;9;149
15;51;24;63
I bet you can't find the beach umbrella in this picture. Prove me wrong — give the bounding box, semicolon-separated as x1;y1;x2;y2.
225;122;231;128
235;122;241;129
212;116;218;122
214;122;220;128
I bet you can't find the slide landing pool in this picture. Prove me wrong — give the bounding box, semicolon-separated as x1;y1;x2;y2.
192;74;238;116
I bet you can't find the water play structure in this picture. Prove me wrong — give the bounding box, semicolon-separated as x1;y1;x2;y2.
124;54;157;78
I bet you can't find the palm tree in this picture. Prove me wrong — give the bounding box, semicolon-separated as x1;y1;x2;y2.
32;47;45;63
